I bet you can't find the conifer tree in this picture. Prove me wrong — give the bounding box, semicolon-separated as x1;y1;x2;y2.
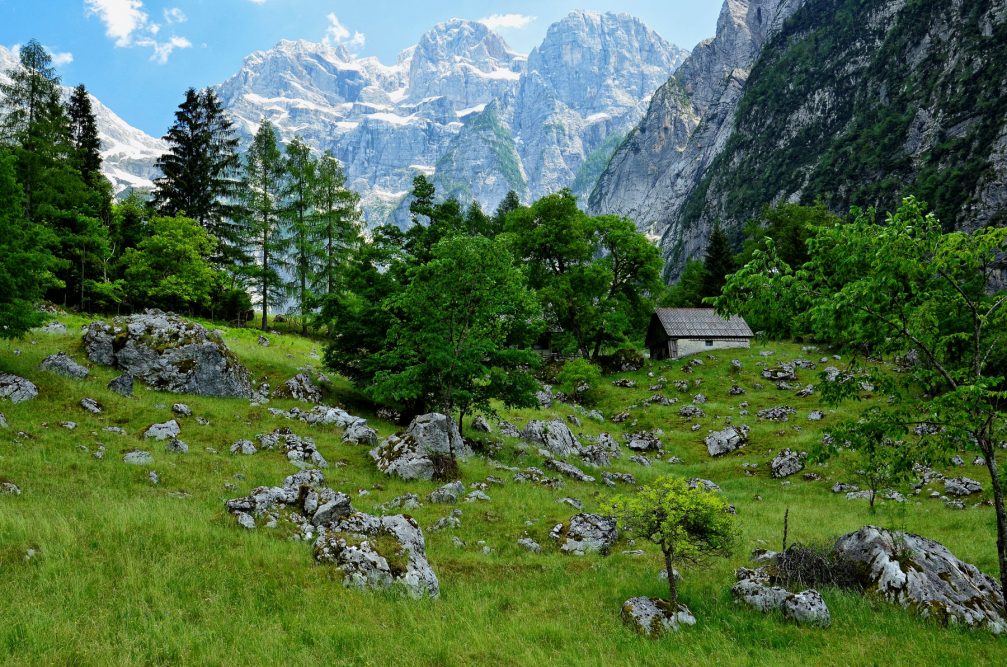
312;151;359;298
153;87;241;264
282;137;318;334
242;121;287;330
700;224;736;299
66;84;102;185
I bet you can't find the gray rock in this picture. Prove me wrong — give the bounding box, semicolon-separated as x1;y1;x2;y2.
808;410;825;421
944;477;983;497
230;440;257;455
61;421;77;430
104;426;126;436
544;458;596;483
257;335;270;347
171;403;192;417
464;490;491;503
144;420;181;441
688;478;721;491
472;415;492;433
517;537;542;553
342;421;378;446
123;450;154;465
0;413;6;429
0;480;21;495
259;428;328;468
313;513;439;598
273;373;322;403
551;513;618;555
236;512;256;529
36;321;67;334
678;405;705;419
40;352;89;379
83;311;252;397
379;493;422;512
0;372;39;405
782;590;831;627
107;374;133;397
80;398;102;414
371;413;470;480
622;597;696;636
166;438;189;454
602;472;636;487
705;425;750;457
626;432;662;452
429;481;465;504
521;420;580;456
758;406;797;422
771;449;804;478
834;526;1005;634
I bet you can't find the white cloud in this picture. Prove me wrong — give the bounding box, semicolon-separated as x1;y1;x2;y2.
478;14;536;31
247;0;267;4
163;7;186;24
323;13;365;51
84;0;191;63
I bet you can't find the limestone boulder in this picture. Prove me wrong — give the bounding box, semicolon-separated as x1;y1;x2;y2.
622;597;696;636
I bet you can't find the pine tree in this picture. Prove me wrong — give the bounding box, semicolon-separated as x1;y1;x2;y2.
312;151;359;298
493;190;521;233
701;224;737;299
282;137;318;335
66;84;102;185
153;87;240;264
409;174;436;225
242;121;287;330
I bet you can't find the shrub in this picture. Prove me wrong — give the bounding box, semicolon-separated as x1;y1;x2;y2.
556;358;603;405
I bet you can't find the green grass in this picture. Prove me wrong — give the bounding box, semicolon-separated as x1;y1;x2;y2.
0;315;1004;666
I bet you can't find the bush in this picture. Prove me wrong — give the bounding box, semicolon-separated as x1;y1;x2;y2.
598;348;645;374
775;542;861;590
556;358;603;405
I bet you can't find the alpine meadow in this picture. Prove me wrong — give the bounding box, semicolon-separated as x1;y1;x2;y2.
2;2;1007;665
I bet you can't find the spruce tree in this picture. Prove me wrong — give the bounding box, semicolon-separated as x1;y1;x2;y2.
493;190;521;233
66;84;102;185
153;87;240;264
242;121;287;330
312;151;359;297
701;224;737;300
282;137;318;334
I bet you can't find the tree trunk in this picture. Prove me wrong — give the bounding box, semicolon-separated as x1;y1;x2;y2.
982;444;1007;618
457;409;466;438
663;548;678;606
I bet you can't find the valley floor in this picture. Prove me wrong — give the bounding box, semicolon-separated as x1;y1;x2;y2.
1;314;1004;666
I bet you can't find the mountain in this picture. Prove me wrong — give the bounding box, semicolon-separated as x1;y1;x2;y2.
215;11;688;225
591;0;1007;277
0;45;166;195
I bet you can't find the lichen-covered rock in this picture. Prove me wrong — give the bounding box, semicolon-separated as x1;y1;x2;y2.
230;440;257;455
123;450;154;465
0;413;7;429
371;413;470;481
551;513;618;555
758;406;798;422
678;405;705;419
83;311;252;397
429;481;465;504
521;420;580;457
273;373;322;403
626;432;662;452
705;425;750;457
107;374;133;397
144;420;181;441
732;569;830;628
342;421;379;446
0;480;21;495
782;590;831;628
40;353;89;379
472;415;492;433
688;478;721;491
771;449;804;478
258;427;328;468
518;537;542;553
171;403;192;417
80;398;102;414
834;526;1005;634
0;373;38;404
313;513;439;598
622;597;696;636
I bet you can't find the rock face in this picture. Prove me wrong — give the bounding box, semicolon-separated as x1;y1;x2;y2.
522;420;581;457
591;0;1007;276
705;425;750;457
215;13;686;227
83;311;252;398
39;353;89;379
622;597;696;636
833;526;1006;634
551;513;618;555
371;413;471;481
0;374;38;404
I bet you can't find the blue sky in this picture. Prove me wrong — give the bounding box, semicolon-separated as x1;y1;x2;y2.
1;1;722;137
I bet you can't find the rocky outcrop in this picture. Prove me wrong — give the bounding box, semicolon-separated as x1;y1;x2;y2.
258;427;328;469
833;526;1005;634
40;353;89;379
272;374;322;403
371;413;471;481
0;374;38;404
83;311;252;398
771;449;804;478
705;425;750;456
550;513;618;555
521;420;580;457
622;597;696;636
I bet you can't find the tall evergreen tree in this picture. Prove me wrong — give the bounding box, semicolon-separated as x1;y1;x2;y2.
66;84;102;185
493;190;521;232
242;121;287;330
282;137;318;335
700;224;736;299
153;87;241;264
312;151;359;298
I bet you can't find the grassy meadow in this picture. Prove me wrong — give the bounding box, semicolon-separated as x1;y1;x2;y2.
0;314;1004;666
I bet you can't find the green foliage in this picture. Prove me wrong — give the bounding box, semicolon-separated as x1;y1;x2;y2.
556;358;604;406
610;476;737;605
311;151;361;300
700;224;736;300
282;137;319;334
661;260;705;308
369;235;541;426
122;216;219;312
0;150;57;337
66;84;102;186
